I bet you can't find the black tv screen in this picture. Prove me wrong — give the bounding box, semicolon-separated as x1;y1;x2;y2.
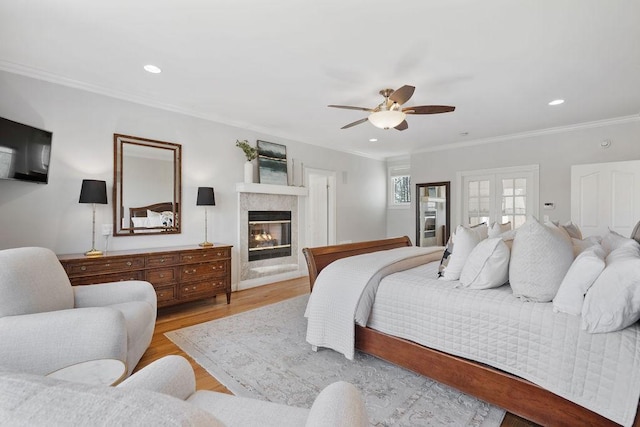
0;116;52;184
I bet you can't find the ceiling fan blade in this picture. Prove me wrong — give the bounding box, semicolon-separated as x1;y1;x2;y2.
389;85;415;105
328;104;373;112
341;117;368;129
394;120;408;131
403;105;456;114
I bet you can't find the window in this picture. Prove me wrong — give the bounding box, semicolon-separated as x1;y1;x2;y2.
458;165;539;228
388;165;411;208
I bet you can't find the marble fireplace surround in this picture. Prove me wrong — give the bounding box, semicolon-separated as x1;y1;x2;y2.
236;183;308;290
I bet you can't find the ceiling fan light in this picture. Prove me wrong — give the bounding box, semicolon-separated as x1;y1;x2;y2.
368;110;406;129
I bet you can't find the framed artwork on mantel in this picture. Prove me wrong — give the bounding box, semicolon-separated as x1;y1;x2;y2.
257;140;288;186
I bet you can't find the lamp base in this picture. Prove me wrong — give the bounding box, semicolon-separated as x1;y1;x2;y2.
199;241;214;247
84;248;103;257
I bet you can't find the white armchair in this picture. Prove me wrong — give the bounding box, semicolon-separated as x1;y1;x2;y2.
0;247;156;376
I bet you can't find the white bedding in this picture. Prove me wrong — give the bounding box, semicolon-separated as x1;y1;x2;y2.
304;246;443;360
367;261;640;427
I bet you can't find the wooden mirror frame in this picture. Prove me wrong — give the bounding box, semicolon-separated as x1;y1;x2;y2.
415;181;450;247
113;134;182;236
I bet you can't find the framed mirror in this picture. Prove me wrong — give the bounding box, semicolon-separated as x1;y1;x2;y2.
415;182;450;247
113;134;182;236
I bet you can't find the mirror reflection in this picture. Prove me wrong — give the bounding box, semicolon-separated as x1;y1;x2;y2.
113;134;181;236
416;182;450;247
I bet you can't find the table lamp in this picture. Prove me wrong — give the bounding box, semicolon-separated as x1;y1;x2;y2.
79;179;108;256
197;187;215;247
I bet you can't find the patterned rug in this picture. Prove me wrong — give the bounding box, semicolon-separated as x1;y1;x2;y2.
166;295;505;426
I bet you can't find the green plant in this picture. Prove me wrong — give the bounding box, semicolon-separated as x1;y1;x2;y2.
236;139;258;161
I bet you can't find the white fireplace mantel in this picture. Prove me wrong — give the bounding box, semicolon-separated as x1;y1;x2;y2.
235;183;308;197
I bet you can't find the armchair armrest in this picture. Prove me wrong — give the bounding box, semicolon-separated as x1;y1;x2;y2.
73;280;157;311
0;307;127;375
306;381;368;427
117;355;196;400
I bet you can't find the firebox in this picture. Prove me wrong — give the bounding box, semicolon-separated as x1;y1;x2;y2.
248;211;292;261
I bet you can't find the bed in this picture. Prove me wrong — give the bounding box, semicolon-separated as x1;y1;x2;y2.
303;236;640;427
128;201;178;233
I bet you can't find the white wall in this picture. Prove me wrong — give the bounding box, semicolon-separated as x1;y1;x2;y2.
0;71;387;285
389;118;640;240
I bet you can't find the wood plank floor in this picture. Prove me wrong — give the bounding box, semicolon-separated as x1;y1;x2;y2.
136;276;537;426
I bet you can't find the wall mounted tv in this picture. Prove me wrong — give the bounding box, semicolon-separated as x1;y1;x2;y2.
0;116;52;184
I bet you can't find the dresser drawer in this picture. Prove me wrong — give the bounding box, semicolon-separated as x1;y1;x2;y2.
146;253;180;268
155;285;176;304
69;270;145;286
180;248;230;263
146;267;177;284
179;261;227;281
66;257;145;276
179;279;226;299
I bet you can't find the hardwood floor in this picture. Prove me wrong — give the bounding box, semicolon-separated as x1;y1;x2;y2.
137;275;537;426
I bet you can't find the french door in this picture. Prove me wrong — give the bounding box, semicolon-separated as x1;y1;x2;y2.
459;165;539;228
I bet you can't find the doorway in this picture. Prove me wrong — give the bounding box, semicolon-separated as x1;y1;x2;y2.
305;168;337;248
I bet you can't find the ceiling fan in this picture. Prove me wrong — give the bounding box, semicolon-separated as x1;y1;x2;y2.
328;85;455;131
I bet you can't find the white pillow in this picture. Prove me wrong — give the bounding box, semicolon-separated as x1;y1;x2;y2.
440;225;485;281
552;244;605;316
147;210;164;227
459;238;510;289
581;244;640;333
488;222;511;238
571;235;601;257
131;217;149;228
601;228;638;254
509;217;574;302
561;221;582;240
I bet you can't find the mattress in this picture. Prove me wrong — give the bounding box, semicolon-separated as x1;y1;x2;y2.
366;261;640;427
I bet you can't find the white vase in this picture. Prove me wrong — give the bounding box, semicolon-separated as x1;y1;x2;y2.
244;161;254;183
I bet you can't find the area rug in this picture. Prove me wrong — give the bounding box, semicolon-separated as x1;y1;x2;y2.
166;295;505;426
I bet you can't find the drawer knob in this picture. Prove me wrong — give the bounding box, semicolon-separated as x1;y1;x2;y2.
159;273;165;278
105;263;111;267
160;258;165;263
184;268;196;275
159;292;164;297
212;266;216;270
217;252;222;256
184;256;193;260
192;286;196;290
126;261;132;266
80;266;86;271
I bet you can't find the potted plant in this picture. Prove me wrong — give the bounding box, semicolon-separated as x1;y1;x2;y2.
236;140;258;183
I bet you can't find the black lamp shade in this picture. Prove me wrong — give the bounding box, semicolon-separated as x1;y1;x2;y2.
197;187;216;206
79;179;108;204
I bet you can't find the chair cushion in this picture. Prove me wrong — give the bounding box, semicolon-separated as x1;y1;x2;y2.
108;301;156;375
0;371;224;426
0;247;73;317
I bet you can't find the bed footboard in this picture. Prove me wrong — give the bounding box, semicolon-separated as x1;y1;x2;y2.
302;236;413;290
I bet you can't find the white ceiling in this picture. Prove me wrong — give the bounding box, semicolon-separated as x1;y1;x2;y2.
1;1;639;159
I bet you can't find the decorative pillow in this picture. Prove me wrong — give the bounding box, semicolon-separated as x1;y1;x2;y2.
509;217;574;302
488;221;512;239
131;217;148;228
581;244;640;333
561;221;582;240
571;235;601;257
147;210;164;227
459;237;510;289
440;225;486;281
437;236;453;278
161;211;174;227
601;228;638;254
553;244;605;316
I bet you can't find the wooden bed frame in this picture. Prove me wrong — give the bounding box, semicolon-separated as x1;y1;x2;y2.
129;201;177;232
302;236;640;427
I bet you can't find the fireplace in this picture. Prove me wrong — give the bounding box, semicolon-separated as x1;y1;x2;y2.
248;211;292;261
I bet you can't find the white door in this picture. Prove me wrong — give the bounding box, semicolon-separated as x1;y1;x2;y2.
305;168;336;247
571;160;640;238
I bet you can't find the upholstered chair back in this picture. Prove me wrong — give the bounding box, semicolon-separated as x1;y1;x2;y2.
0;247;74;317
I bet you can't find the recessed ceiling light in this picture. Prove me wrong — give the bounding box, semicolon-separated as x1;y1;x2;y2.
144;64;162;74
369;138;378;142
548;99;564;106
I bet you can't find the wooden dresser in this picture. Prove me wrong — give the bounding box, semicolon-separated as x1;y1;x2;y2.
58;244;232;308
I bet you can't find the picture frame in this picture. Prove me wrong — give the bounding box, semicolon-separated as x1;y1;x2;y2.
257;140;288;186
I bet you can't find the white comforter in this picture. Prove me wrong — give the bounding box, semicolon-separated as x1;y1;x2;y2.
371;262;640;426
304;246;444;360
